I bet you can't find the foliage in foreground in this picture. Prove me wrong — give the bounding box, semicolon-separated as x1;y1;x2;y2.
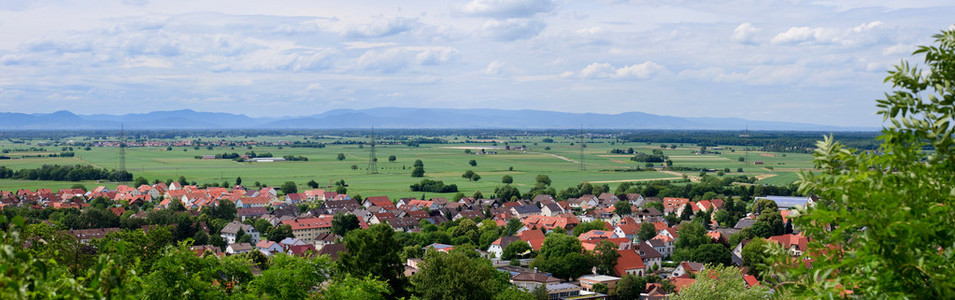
781;29;955;298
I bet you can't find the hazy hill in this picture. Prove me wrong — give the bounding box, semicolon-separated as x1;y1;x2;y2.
0;108;875;131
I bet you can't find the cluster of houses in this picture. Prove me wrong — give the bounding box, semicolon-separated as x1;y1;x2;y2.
5;181;816;299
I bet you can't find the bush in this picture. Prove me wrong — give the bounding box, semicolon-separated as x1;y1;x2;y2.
410;179;458;193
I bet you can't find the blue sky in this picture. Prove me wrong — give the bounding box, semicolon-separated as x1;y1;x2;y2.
0;0;952;127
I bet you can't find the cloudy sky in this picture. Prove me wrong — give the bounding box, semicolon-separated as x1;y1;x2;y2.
0;0;952;127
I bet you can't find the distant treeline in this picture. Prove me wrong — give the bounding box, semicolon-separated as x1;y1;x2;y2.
0;164;132;182
620;130;882;152
410;179;458;193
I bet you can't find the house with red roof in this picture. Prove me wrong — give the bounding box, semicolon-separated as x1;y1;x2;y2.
614;249;646;276
768;234;810;256
662;197;690;215
517;229;546;251
282;216;334;242
363;196;396;210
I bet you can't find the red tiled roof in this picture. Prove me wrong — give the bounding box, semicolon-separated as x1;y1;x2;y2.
282;216;333;231
614;249;646;276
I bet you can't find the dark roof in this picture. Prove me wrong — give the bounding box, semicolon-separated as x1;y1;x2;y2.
734;218;756;229
317;243;347;261
637;242;663;259
237;207;268;216
512;205;542;214
512;272;561;283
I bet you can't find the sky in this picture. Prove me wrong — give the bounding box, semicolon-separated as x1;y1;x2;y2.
0;0;952;127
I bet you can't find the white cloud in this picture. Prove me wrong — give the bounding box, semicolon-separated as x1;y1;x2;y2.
575;61;666;79
771;21;884;45
482;19;546;41
416;47;458;65
461;0;557;18
484;61;505;75
343;17;419;38
731;23;760;44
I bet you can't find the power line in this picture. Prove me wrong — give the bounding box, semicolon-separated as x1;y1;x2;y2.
367;127;378;174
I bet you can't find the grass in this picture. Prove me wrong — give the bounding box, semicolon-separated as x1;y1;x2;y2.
0;135;816;199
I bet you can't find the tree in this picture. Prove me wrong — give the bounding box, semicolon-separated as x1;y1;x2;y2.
592;283;609;294
673;221;709;261
691;244;732;266
411;249;511;299
679;203;694;220
593;240;620;276
502;175;513;184
307;179;319;188
280;181;297;194
502;241;533;260
268;224;293;242
494;185;521;202
775;30;955;298
473;190;484;199
572;220;607;237
462;170;476;181
740;238;771;279
752;198;777;215
332;212;360;237
338;223;406;297
319;275;391;300
617;274;649;300
673;264;770;300
235;176;242;186
471;173;481;182
753;211;784;237
337;153;346;161
614;201;632;216
411;167;425;177
133;176;149;187
413;159;424;168
351;164;359;171
388;155;396;162
535;175;551;186
252;254;331;299
531;233;593;280
638;222;657;242
469;159;477;166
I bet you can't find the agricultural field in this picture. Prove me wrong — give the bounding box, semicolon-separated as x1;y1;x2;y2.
0;133;816;199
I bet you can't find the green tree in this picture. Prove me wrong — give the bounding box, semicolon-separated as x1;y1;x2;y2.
531;233;593;280
592;283;609;294
535;174;551;186
268;224;293;242
411;167;425;177
673;221;709;261
319;274;391;300
469;159;477;166
280;181;297;194
741;238;771;279
462;170;476;181
235;176;242;186
679;203;694;220
252;254;330;299
413;159;424;168
412;249;511;299
133;176;149;187
779;30;955;298
616;274;648;300
691;244;732;266
572;220;607;237
337;153;346;161
614;201;632;216
673;264;770;300
338;223;406;297
307;179;319;188
388;155;396;162
332;212;360;237
638;222;657;242
593;240;620;276
502;175;513;184
502;241;533;260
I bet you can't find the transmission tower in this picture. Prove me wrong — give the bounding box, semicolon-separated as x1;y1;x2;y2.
578;125;585;171
119;124;127;182
367;127;378;174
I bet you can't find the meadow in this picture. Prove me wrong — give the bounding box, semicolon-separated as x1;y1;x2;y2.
0;133;815;199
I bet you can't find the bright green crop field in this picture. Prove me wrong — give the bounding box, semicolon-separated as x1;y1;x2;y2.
0;134;814;199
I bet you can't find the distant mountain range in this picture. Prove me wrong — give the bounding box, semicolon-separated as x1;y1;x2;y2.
0;108;877;131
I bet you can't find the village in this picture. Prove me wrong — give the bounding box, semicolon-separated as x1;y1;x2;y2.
1;180;815;299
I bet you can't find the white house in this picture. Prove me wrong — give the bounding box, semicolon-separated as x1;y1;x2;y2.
220;221;259;244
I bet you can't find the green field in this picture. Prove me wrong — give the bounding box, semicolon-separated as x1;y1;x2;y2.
0;135;814;198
